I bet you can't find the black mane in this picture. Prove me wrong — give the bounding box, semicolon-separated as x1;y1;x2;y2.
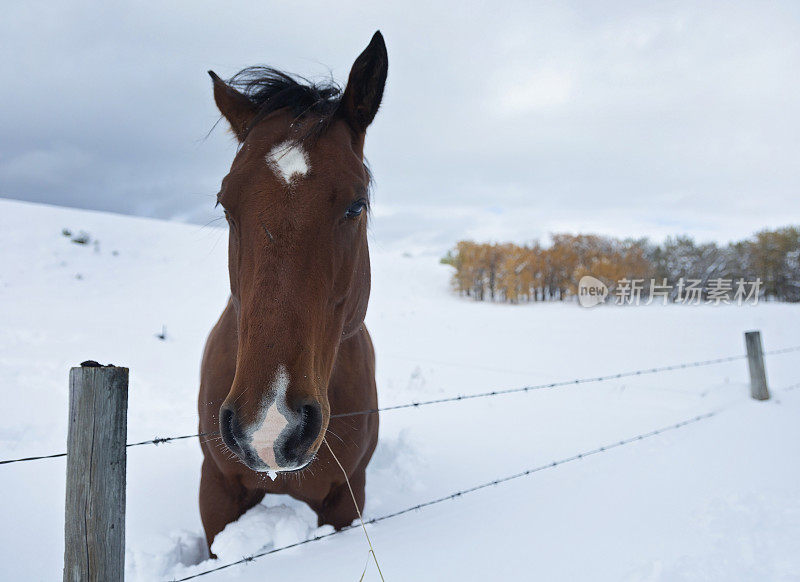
227;67;343;139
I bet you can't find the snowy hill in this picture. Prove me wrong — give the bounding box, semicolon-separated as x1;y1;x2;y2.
0;198;799;581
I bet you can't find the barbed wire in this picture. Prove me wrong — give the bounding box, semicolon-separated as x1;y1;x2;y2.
1;345;797;467
0;451;67;465
765;345;800;356
330;345;800;419
0;432;214;466
126;432;215;448
170;410;719;581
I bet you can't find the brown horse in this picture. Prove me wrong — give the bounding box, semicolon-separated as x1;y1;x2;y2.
198;32;386;552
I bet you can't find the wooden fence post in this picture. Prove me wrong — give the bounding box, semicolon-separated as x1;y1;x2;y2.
64;364;128;582
744;331;770;401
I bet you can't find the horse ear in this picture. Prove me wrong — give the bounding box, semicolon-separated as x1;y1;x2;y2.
208;70;257;142
340;31;388;134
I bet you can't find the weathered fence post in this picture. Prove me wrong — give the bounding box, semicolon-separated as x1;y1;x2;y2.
744;331;770;401
64;364;128;582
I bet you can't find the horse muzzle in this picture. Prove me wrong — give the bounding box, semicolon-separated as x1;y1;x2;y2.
219;399;322;473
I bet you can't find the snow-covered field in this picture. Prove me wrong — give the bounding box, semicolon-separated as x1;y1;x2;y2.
1;197;799;581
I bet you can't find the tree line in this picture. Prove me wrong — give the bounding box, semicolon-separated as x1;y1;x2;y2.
441;226;800;304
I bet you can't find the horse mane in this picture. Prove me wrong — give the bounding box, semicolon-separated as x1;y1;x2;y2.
226;67;343;140
224;66;373;194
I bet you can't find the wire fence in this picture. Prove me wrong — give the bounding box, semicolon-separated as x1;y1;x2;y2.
2;344;798;467
331;345;799;418
171;409;721;581
173;370;800;580
0;432;215;466
1;340;798;580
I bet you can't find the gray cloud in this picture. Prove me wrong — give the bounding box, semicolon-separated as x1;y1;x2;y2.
1;1;798;253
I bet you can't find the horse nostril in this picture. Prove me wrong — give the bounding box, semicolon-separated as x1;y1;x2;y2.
278;401;322;467
299;403;322;445
219;406;243;453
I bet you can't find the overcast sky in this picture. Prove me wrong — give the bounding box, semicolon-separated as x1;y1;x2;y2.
1;1;799;253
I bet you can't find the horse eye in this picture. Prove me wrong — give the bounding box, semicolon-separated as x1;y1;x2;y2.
344;199;367;219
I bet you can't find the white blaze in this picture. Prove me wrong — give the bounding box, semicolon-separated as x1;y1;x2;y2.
250;365;290;467
266;141;309;184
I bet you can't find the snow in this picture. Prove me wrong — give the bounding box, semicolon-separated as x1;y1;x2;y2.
0;197;799;581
